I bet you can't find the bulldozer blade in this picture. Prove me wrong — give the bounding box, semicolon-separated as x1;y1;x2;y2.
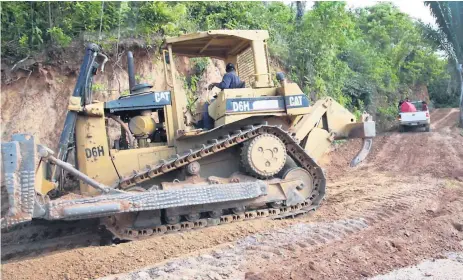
350;138;373;167
1;136;269;228
1;134;38;228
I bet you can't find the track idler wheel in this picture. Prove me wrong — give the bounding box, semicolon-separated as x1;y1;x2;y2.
282;167;314;200
241;133;286;178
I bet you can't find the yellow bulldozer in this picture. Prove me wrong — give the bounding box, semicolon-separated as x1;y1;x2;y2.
1;30;375;241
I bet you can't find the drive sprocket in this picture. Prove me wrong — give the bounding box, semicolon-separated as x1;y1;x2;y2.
241;133;286;178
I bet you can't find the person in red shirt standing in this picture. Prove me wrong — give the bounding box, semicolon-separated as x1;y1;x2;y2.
421;101;428;111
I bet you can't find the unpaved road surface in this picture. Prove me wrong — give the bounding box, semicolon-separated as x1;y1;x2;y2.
1;108;462;280
370;252;463;280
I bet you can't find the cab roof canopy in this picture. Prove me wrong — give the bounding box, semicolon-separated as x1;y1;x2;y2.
164;30;269;59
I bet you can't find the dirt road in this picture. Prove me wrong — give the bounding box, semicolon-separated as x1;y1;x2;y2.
1;108;462;280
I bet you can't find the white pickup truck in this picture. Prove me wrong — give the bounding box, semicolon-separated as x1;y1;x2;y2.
398;100;431;132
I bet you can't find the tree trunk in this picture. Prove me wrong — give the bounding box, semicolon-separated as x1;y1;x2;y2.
48;1;52;29
458;63;463;127
296;1;306;22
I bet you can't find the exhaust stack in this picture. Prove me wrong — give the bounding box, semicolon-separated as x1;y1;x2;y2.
127;51;136;93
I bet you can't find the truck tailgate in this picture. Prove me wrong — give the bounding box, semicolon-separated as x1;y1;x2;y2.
401;111;427;122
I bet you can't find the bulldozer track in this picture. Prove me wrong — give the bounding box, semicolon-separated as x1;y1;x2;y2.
104;124;326;240
105;201;317;240
1;219;100;262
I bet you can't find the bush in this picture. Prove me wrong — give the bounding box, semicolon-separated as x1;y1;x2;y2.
47;27;72;47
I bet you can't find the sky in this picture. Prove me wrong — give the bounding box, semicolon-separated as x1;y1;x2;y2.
345;1;436;26
294;1;437;26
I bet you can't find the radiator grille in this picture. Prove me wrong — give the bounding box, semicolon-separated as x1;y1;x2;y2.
237;47;255;86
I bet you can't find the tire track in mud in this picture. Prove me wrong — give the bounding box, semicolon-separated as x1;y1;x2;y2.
430;108;458;130
98;186;438;280
440;130;463;178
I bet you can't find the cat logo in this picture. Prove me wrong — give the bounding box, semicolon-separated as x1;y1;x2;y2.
288;96;303;107
155;92;170;103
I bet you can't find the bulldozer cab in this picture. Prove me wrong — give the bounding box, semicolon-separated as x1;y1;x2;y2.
162;30;311;130
164;30;273;88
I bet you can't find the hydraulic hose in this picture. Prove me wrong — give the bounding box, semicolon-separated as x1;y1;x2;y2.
107;114;136;148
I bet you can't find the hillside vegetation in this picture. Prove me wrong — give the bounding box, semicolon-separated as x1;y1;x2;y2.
1;1;460;129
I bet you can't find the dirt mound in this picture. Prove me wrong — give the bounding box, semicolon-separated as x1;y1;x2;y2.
319;139;363;181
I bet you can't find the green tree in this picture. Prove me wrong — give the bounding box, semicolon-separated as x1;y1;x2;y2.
425;1;463;126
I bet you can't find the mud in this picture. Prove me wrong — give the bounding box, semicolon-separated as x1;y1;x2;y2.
1;108;461;280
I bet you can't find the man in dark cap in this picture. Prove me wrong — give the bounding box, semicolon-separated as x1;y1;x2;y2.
202;63;244;130
208;63;244;91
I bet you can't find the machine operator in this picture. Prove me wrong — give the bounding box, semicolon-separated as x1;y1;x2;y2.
202;63;245;129
207;63;245;92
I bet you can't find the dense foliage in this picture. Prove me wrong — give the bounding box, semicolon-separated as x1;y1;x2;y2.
1;1;458;123
425;1;463;125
